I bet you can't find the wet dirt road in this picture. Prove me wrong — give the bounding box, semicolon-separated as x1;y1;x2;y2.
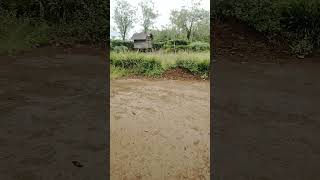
111;79;210;180
0;50;108;180
212;60;320;180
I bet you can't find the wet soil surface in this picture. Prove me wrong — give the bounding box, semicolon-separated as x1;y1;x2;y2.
212;59;320;180
111;79;210;179
0;51;107;180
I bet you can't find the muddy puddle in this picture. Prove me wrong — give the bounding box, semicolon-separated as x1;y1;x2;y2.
111;79;210;180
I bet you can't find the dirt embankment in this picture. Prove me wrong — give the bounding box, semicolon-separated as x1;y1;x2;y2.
213;19;320;63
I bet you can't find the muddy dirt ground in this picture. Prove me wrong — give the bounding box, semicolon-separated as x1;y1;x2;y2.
0;48;108;180
212;58;320;180
213;20;320;180
111;79;210;179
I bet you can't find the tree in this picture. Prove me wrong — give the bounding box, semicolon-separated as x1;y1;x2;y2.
113;0;136;40
170;0;207;40
139;0;158;33
192;10;210;42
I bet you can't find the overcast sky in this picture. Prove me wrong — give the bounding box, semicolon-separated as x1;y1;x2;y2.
110;0;210;39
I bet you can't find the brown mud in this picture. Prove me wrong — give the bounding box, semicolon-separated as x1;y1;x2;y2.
0;49;107;179
212;21;320;179
111;79;210;180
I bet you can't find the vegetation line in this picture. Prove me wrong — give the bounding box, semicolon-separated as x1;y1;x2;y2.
110;52;210;79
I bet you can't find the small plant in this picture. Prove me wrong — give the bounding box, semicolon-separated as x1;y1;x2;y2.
290;37;313;56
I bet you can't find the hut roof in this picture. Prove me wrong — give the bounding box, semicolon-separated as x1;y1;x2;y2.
131;32;152;40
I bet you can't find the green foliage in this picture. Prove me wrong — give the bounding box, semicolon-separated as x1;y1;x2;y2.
152;42;165;50
113;0;137;40
170;2;209;40
110;40;134;49
176;57;209;76
165;39;190;46
111;65;130;79
139;0;158;33
150;28;185;42
0;0;108;53
215;0;320;55
192;14;210;42
188;42;210;52
279;0;320;49
113;45;129;53
110;51;210;78
163;39;190;52
162;40;209;52
111;52;164;77
290;36;314;56
25;23;52;48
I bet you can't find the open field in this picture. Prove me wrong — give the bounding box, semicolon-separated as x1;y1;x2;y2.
111;79;210;179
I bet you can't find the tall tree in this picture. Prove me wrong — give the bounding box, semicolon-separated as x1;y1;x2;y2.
113;0;136;40
139;0;158;33
192;10;210;42
170;0;207;40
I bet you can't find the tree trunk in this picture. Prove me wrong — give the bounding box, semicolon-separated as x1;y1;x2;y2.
186;30;191;40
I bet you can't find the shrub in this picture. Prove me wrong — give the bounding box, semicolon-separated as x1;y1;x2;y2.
153;42;165;50
279;0;320;50
176;56;210;76
165;39;190;46
110;52;210;78
26;23;52;47
290;37;313;56
110;52;164;76
113;45;129;53
188;42;210;52
111;40;134;49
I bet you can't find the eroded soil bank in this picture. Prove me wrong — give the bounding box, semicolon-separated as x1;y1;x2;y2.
111;79;210;179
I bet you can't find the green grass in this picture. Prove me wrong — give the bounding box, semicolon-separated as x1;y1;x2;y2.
110;51;210;79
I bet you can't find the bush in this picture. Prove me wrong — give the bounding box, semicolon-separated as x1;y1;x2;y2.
111;40;134;50
153;42;165;50
110;52;164;76
26;23;52;47
290;37;313;56
188;42;210;52
176;58;209;76
110;52;210;78
164;45;190;52
113;45;129;53
165;39;190;46
0;0;108;45
279;0;320;50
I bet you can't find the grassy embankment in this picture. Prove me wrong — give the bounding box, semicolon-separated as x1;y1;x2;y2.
110;51;210;79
